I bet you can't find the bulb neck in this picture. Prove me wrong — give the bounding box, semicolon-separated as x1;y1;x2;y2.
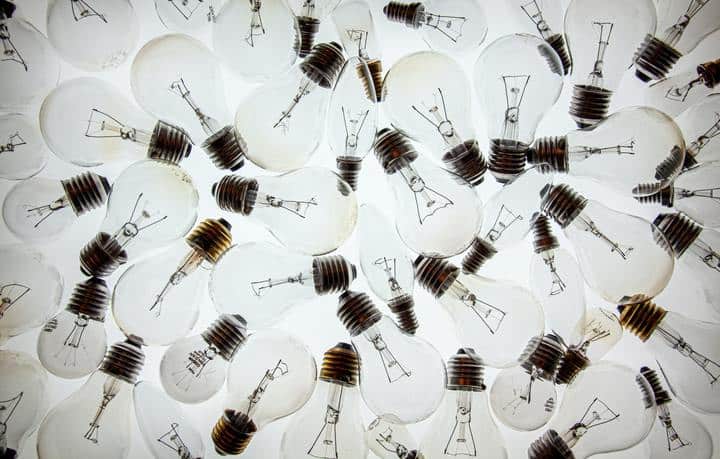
383;2;424;28
61;172;111;216
212;410;258;456
312;255;356;294
387;294;419;335
373;128;419;174
99;335;145;384
300;42;346;88
337;290;382;336
446;348;486;392
527;136;568;174
185;218;233;264
413;255;460;298
545;34;571;75
357;59;384;102
65;277;110;322
442;140;487;187
554;345;589;385
539;183;588;228
461;237;497;274
147;120;192;165
633;34;682;83
79;232;128;278
697;58;720;88
617;300;667;342
639;366;671;405
530;213;559;253
293;16;321;58
652;212;702;258
528;429;574;459
212;175;259;215
521;333;565;381
201;125;247;171
336;156;363;191
319;342;360;386
202;314;248;361
488;139;528;184
633;186;674;207
569;84;612;128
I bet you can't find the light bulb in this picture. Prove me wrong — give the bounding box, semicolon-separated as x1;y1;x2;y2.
336;290;446;424
563;0;656;127
0;349;48;459
358;203;418;334
382;0;488;55
0;2;59;109
420;350;507;458
474;33;564;184
365;417;421;459
529;213;586;343
46;0;139;71
39;77;193;167
210;241;356;327
331;0;382;62
212;167;357;255
372;128;483;258
528;361;656;459
506;0;571;74
133;381;205;459
37;277;110;379
131;33;248;171
281;343;367;459
0;113;47;180
160;314;248;404
212;0;297;82
490;335;564;432
3;172;110;244
414;255;545;368
233;42;346;172
383;51;487;186
286;0;341;57
211;329;317;455
633;0;720;82
154;0;218;33
79;159;199;278
644;58;720;117
674;93;720;167
0;245;63;344
327;57;379;190
37;335;146;459
529;107;686;198
112;218;233;346
640;367;713;459
539;183;674;304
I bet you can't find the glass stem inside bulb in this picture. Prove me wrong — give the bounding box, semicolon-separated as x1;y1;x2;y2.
245;0;266;47
675;184;720;203
569;214;634;260
421;11;467;43
686;238;720;273
255;190;319;219
520;0;554;40
110;193;168;249
654;322;720;385
0;130;27;153
660;1;708;47
308;383;344;458
84;108;154;145
148;249;205;317
685;115;720;158
586;21;614;88
84;376;122;444
157;422;195;458
172;343;220;391
372;256;407;301
362;325;412;383
24;196;71;229
657;404;692;451
664;75;706;102
397;163;454;225
445;391;477;456
341;105;371;157
249;268;314;298
541;250;568;296
53;313;92;368
273;77;318;133
169;78;222;136
500;74;530;141
568;140;636;161
446;280;507;334
238;359;290;418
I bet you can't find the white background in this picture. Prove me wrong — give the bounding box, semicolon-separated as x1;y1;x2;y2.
1;0;720;458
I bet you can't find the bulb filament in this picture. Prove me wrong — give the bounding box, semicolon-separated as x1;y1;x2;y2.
307;385;344;459
504;375;536;415
168;0;215;22
421;12;466;43
273;78;314;133
520;0;554;39
586;22;614;88
0;23;27;71
110;193;168;249
373;256;403;297
51;313;91;368
257;192;318;218
0;283;31;319
686;112;720;158
562;397;620;447
23;196;71;229
171;345;218;392
149;250;205;317
0;391;23;440
365;328;411;383
245;0;266;47
656;324;720;385
344;28;369;59
85;108;151;144
453;283;507;334
157;422;196;459
300;0;317;17
541;251;567;296
570;139;635;160
0;131;26;153
658;404;692;451
580;313;614;349
485;204;523;243
84;377;121;444
662;0;709;47
71;0;108;23
374;425;411;458
398;163;454;225
501;74;530;141
444;392;477;456
341;106;370;156
676;186;720;203
244;360;289;418
411;88;462;147
250;271;312;297
575;215;634;260
169;77;221;135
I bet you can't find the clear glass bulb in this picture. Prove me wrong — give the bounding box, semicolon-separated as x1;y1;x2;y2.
37;277;110;380
0;113;47;180
644;59;720;118
563;0;656;127
530;362;656;459
571;307;623;362
540;183;674;304
46;0;139;71
234;42;346;172
213;0;297;82
155;0;219;33
0;349;48;459
0;245;63;344
213;167;357;255
674;93;720;166
331;0;382;60
365;417;419;459
286;0;341;57
491;364;558;432
3;172;110;244
373;128;483;258
210;241;356;327
133;381;205;459
474;33;564;183
0;6;60;109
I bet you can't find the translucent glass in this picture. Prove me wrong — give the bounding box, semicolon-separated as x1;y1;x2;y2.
351;316;446;424
387;155;482;257
675;94;720;165
0;246;63;343
0;15;60;109
160;333;230;404
286;0;341;19
529;247;586;343
37;309;107;379
134;381;205;459
0;350;48;459
565;0;656;91
546;362;656;458
668;162;720;228
131;34;228;141
474;34;563;144
645;68;718;117
566;107;685;197
358;204;414;303
506;0;564;40
674;227;720;315
563;201;674;304
653;0;720;53
490;365;557;431
112;241;207;346
647;311;720;414
280;381;366;459
648;399;713;459
365;417;419;459
415;0;488;54
213;0;297;82
570;307;623;360
383;51;476;157
40;77;158;167
420;389;507;458
331;0;382;59
46;0;139;71
37;372;134;459
0;113;47;180
435;272;545;368
226;329;317;428
155;0;219;33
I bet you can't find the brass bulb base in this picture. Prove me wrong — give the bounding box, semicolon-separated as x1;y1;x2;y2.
387;294;419;335
413;255;460;298
358;59;384;102
653;212;702;258
319;342;360;386
212;410;258;456
212;175;259;215
186;218;233;264
99;335;145;385
633;34;682;83
147;120;192;165
488;139;528;184
546;34;571;75
293;16;320;58
65;277;110;322
447;348;486;392
521;334;565;381
300;42;346;89
336;156;363;191
554;346;589;385
313;255;356;295
461;237;497;274
442;140;487;187
0;0;16;19
337;290;382;337
531;213;559;253
374;128;418;173
79;232;128;278
640;366;671;405
383;1;424;28
569;84;612;128
633;186;674;207
202;125;247;171
527;136;568;173
528;429;574;459
617;300;667;342
61;172;111;216
539;183;588;228
202;314;248;361
697;58;720;88
653;146;685;183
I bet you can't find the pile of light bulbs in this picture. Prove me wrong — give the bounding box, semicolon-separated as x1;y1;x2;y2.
1;0;719;458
